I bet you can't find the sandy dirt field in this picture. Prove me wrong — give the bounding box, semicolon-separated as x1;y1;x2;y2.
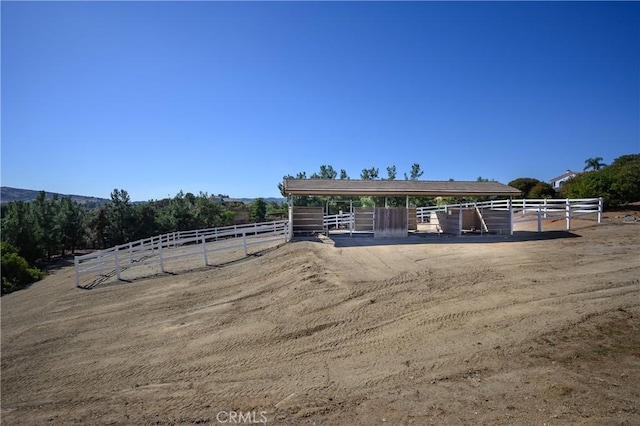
2;211;639;425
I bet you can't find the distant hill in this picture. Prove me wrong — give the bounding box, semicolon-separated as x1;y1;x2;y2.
220;197;287;205
0;187;287;206
0;187;112;206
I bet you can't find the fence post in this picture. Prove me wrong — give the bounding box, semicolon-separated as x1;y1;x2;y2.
566;198;571;230
598;197;603;223
159;238;165;273
115;247;121;281
457;208;462;236
202;235;208;266
243;232;248;256
508;198;513;235
543;198;548;219
74;257;80;288
537;208;542;233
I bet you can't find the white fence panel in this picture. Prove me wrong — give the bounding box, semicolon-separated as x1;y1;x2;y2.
415;198;602;232
75;220;289;288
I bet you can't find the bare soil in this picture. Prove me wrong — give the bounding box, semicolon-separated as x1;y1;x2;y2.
2;211;639;425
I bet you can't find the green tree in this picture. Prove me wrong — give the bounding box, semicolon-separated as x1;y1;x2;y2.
165;190;196;232
1;242;44;295
133;202;160;240
386;165;397;180
528;182;556;199
106;189;136;245
1;201;40;263
32;191;61;261
404;163;424;180
58;197;85;255
507;177;543;198
87;206;109;249
584;157;606;171
340;169;349;180
563;154;640;206
193;192;225;228
319;165;337;179
361;167;379;180
250;198;268;223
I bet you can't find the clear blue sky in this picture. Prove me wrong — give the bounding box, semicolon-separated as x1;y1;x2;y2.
2;1;638;201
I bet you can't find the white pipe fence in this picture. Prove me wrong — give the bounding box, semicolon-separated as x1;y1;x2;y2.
324;213;353;229
74;220;289;288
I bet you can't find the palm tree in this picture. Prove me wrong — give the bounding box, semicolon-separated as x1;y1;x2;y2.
584;157;606;171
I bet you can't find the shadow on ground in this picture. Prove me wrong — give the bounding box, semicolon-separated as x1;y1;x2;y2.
325;231;581;248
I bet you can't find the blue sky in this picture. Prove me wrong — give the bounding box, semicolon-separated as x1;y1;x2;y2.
2;2;638;201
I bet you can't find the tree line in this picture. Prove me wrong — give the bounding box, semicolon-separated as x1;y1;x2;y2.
1;190;285;294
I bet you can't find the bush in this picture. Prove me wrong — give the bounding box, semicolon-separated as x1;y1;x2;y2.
561;154;640;207
1;242;44;295
529;182;556;199
508;177;555;198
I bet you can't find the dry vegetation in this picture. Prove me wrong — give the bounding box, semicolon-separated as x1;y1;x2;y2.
2;210;639;425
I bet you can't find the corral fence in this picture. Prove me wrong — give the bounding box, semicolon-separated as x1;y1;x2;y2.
416;197;603;233
74;220;289;288
320;197;603;235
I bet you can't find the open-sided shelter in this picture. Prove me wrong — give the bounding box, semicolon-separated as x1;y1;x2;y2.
282;178;522;238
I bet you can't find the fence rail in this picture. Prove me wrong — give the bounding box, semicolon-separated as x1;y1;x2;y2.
416;197;602;232
74;220;289;288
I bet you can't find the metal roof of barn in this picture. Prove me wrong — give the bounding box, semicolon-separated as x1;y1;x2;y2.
283;179;522;197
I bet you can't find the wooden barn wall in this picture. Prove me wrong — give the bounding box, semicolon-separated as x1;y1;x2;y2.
434;210;460;234
374;207;408;238
408;207;417;231
292;207;324;234
480;209;512;234
354;207;374;232
461;209;481;230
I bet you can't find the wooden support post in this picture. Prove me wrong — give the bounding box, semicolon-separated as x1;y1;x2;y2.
457;207;462;237
406;196;410;234
566;198;571;230
350;200;353;238
287;195;293;242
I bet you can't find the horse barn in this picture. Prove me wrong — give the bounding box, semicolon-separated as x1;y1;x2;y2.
282;178;523;238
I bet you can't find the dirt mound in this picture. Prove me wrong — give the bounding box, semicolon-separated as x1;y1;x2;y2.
2;221;639;425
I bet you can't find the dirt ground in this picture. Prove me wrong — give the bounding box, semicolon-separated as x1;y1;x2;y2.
2;210;639;425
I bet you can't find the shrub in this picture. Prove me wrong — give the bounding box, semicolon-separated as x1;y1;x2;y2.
529;182;556;199
561;154;640;207
1;242;44;295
